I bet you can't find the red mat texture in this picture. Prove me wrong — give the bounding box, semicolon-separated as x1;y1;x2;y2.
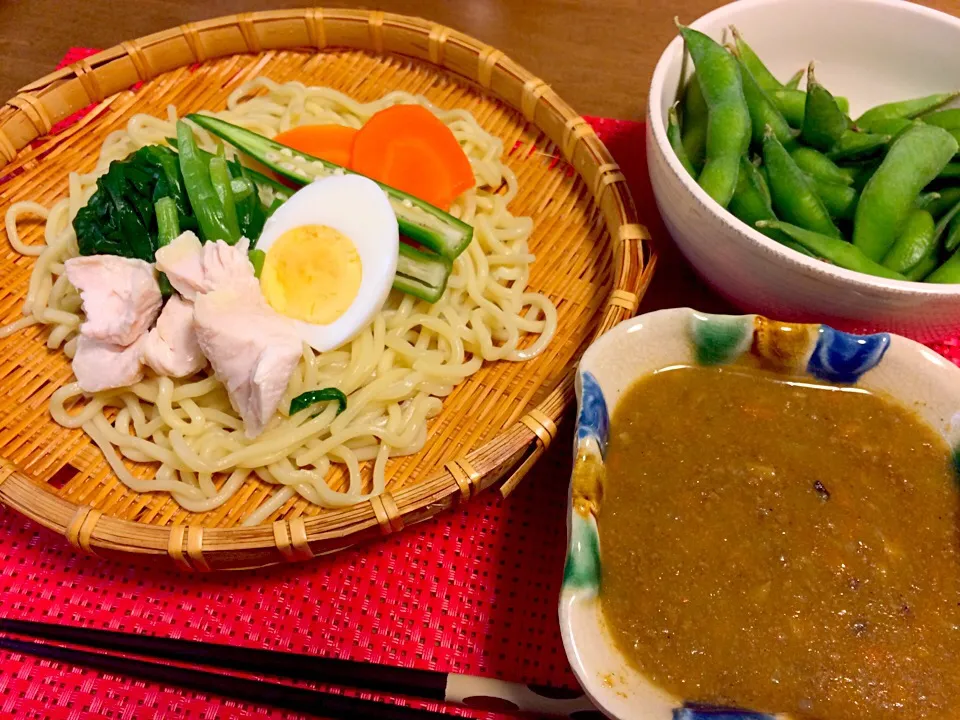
1;48;960;720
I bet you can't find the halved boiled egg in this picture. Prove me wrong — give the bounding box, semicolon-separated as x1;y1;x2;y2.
256;174;399;352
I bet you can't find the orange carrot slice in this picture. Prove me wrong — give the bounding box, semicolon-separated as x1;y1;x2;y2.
274;125;358;168
351;104;475;210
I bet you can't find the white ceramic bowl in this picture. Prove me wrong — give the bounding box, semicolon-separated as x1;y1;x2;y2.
560;307;960;719
647;0;960;343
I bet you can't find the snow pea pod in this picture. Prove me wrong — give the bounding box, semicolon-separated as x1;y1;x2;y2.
731;26;780;91
668;104;697;177
856;92;959;133
756;220;906;280
680;25;751;208
801;64;849;152
853;124;959;261
763;126;842;239
881;209;936;273
790;146;855;186
680;75;708;173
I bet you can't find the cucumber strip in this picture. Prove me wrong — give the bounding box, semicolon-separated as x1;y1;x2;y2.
185;113;474;260
395;243;451;303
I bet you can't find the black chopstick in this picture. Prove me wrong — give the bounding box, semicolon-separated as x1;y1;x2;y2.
0;616;446;701
0;617;592;718
0;635;449;720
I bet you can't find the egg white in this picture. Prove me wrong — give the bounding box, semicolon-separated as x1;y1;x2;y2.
255;174;399;352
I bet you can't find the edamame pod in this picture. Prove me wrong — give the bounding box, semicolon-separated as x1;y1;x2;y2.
924;108;960;131
729;156;803;252
731;26;781;91
738;57;796;149
668;104;698;177
881;209;936;273
853;124;959;261
926;249;960;283
827;130;891;161
915;191;941;211
939;163;960;180
801;64;849;152
808;177;858;220
681;75;708;173
771;89;850;128
784;68;804;91
763;126;842;239
945;211;960;254
856;92;960;133
756;220;906;280
680;24;752;208
906;253;938;281
790;146;855;186
926;187;960;218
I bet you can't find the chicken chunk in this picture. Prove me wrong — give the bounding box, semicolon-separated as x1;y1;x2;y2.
141;296;206;378
64;255;161;346
192;285;302;438
72;334;147;393
155;232;258;300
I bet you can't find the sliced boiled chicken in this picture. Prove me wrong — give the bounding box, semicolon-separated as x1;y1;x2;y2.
193;284;302;438
64;255;161;346
141;296;206;378
72;334;147;393
156;232;258;300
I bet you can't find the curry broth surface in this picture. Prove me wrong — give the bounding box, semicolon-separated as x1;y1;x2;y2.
599;365;960;719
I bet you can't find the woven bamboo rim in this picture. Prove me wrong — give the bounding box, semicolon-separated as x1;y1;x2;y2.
0;9;654;570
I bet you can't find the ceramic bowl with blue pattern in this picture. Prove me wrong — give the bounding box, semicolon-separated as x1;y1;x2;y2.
559;307;960;720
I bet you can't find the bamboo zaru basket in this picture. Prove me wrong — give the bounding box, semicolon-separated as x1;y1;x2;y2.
0;9;654;570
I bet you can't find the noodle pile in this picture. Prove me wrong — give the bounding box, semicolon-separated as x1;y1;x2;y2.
2;78;557;524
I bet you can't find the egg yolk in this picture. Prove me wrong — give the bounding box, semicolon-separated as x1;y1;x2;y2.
260;225;362;324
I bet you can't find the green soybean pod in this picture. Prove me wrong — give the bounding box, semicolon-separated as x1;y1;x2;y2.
915;191;941;211
945;211;960;253
927;186;960;218
801;64;849;152
924;108;960;130
827;130;892;162
906;253;939;281
808;177;859;220
853;124;959;261
668;104;698;177
679;25;751;208
729;157;811;256
881;209;937;273
737;57;796;149
864;116;913;139
856;91;959;133
731;26;781;91
763;126;842;239
756;220;906;279
681;75;708;172
784;68;805;91
925;249;960;283
771;89;850;128
939;163;960;180
790;146;855;186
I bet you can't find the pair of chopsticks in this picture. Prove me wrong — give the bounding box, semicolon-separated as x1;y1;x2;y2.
0;617;593;719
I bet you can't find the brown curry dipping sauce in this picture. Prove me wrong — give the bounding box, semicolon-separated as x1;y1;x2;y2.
598;364;960;720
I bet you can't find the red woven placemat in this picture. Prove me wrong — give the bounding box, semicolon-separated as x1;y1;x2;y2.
2;48;960;720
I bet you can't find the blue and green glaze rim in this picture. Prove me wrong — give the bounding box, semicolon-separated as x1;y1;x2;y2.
563;311;894;720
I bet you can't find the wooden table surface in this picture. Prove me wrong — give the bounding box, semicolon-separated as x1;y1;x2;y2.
0;0;952;119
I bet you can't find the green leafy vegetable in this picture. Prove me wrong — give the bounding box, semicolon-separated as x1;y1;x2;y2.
290;388;348;416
